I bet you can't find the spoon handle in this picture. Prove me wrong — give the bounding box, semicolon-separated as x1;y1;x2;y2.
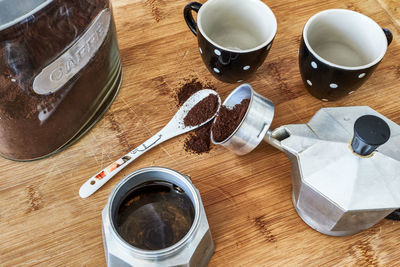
79;131;167;198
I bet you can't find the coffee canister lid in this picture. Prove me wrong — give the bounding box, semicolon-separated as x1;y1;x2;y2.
0;0;52;31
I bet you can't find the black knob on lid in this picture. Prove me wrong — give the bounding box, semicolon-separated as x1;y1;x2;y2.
351;115;391;156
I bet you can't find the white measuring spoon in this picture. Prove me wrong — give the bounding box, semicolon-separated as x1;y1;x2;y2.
79;89;220;198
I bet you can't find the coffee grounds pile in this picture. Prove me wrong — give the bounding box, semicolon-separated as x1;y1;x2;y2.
176;78;216;154
175;78;214;106
183;94;218;127
184;122;212;154
211;99;250;142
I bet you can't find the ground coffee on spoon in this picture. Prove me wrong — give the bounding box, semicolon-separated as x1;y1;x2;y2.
183;94;219;127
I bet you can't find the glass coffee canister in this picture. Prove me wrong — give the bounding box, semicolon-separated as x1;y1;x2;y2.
0;0;122;161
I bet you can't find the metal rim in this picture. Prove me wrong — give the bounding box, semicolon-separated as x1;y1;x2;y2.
0;0;53;31
106;166;201;260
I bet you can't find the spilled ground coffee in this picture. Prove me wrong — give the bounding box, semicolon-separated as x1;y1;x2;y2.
175;78;212;107
211;99;250;142
116;181;195;250
176;78;216;154
184;122;212;154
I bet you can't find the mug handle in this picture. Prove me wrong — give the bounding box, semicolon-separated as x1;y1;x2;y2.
184;2;202;36
382;28;393;46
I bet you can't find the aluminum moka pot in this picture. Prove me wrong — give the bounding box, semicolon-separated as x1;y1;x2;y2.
102;167;214;266
212;84;400;236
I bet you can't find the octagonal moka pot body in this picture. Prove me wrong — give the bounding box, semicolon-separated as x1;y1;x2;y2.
102;167;214;266
266;106;400;236
214;84;400;236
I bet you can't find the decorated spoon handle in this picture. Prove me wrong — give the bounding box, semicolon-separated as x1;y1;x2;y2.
79;131;167;198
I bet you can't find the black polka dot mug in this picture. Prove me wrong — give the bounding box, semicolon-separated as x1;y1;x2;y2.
299;9;393;101
184;0;277;83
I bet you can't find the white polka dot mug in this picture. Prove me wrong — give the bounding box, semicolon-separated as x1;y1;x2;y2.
299;9;392;101
184;0;277;83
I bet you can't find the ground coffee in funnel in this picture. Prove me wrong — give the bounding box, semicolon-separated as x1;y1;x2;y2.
211;99;250;142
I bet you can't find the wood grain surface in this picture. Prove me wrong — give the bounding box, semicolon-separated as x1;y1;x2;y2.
1;0;400;266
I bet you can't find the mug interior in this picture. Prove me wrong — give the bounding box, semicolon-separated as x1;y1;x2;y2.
198;0;277;52
304;9;387;69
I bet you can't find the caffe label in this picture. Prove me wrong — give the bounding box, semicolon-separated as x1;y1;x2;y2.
33;8;111;95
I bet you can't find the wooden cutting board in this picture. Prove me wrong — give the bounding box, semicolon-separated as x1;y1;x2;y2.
1;0;400;266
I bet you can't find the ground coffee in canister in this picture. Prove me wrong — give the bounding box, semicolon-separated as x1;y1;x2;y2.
0;0;121;160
